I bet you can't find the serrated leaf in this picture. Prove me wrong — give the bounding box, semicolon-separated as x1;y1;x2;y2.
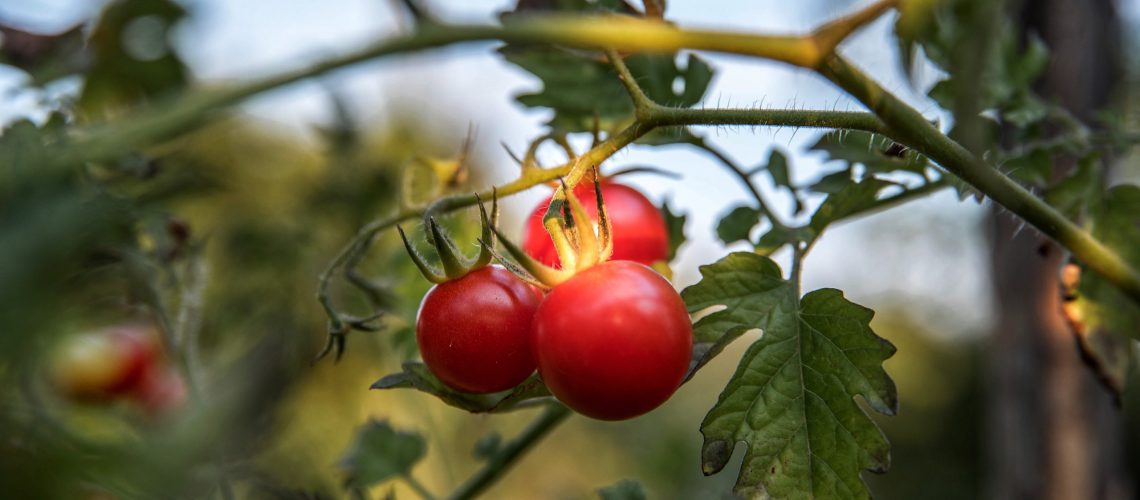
371;362;551;413
767;148;791;190
340;420;426;489
682;252;897;499
716;205;762;245
1062;185;1140;396
597;479;647;500
500;3;712;144
660;200;687;261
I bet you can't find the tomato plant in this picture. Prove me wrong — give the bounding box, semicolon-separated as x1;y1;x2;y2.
531;260;691;420
6;0;1140;498
416;266;542;393
522;181;668;267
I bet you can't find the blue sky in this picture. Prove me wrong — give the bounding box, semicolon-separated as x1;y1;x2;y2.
0;0;1002;336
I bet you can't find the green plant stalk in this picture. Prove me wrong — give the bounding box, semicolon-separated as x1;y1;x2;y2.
55;11;887;170
818;54;1140;304
446;403;571;500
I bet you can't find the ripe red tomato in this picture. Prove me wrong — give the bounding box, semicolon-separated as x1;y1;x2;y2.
51;326;160;402
416;266;543;394
531;261;692;420
522;181;669;267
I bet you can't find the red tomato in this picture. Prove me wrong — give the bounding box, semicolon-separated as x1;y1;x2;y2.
51;326;160;402
532;261;692;420
416;266;543;393
522;181;669;267
132;367;188;418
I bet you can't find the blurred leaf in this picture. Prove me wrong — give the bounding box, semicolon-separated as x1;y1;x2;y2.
500;1;712;144
340;420;426;489
766;148;791;190
473;432;502;460
810;130;928;180
715;205;761;246
597;479;647;500
80;0;189;114
1062;185;1140;397
808;169;853;195
753;225;807;256
1001;147;1051;187
659;200;687;261
682;252;897;499
0;23;87;84
372;363;551;413
1044;154;1100;219
806;177;893;245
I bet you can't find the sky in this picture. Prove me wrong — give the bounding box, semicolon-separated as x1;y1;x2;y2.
0;0;1009;338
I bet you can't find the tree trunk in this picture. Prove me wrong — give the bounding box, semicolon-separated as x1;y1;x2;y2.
986;1;1130;499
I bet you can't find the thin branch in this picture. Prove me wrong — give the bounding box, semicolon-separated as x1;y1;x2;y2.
446;404;571;500
810;0;897;65
817;53;1140;305
404;474;437;500
605;48;655;119
688;136;794;235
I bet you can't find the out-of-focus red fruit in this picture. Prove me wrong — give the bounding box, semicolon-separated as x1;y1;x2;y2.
132;368;188;418
50;326;160;402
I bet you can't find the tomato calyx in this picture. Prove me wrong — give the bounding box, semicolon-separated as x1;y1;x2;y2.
482;169;614;289
397;191;500;284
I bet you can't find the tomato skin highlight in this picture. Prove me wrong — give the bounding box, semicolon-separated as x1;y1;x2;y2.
51;326;160;403
522;181;669;267
532;261;692;420
416;266;542;394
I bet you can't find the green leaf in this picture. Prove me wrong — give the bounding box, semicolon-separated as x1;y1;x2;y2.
1044;154;1100;219
808;170;853;195
810;130;928;179
1063;185;1140;396
597;479;647;500
80;0;189;114
0;23;87;85
660;200;687;261
371;362;551;413
807;178;893;245
767;148;792;190
340;420;426;489
682;252;897;499
716;205;762;245
499;2;713;144
1001;148;1052;187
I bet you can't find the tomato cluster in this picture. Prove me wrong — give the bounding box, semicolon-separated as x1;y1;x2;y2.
411;180;692;421
51;324;187;418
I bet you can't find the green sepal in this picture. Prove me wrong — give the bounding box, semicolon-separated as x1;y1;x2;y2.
427;216;468;279
396;224;447;284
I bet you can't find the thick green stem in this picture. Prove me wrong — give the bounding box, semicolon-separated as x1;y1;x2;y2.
818;54;1140;304
447;404;571;500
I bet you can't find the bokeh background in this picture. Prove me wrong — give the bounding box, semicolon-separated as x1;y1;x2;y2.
1;0;1139;498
